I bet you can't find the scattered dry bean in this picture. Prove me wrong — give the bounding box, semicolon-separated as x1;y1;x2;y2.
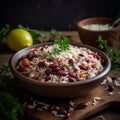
107;84;114;92
76;102;88;109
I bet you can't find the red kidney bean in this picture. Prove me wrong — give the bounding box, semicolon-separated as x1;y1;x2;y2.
52;71;58;75
38;61;46;67
79;54;84;57
85;58;90;63
64;112;70;119
76;102;88;109
68;72;76;77
40;47;44;51
45;69;52;75
68;76;76;82
49;63;58;68
101;58;105;65
69;59;74;65
79;65;87;70
93;53;101;60
17;66;25;72
57;107;67;115
52;67;61;72
111;77;117;81
48;105;56;111
40;45;48;51
28;54;38;60
57;70;68;76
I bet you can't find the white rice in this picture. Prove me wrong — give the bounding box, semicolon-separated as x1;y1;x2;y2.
82;24;113;31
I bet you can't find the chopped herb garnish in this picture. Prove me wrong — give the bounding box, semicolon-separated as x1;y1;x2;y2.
54;37;70;53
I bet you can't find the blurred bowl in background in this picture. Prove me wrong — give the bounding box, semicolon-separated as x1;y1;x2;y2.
76;17;120;49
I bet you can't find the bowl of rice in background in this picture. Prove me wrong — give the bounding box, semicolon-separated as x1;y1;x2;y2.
9;42;111;98
76;17;120;49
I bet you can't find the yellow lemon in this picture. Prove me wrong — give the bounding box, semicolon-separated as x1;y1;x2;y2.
6;28;33;51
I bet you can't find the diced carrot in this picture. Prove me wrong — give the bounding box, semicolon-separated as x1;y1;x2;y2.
30;48;39;54
57;59;62;65
79;72;86;78
34;48;39;51
86;65;91;69
22;58;30;67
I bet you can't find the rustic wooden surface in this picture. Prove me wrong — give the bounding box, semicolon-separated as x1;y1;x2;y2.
0;31;120;120
23;77;120;120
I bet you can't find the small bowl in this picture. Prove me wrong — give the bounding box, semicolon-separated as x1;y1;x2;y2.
76;17;120;48
9;42;111;98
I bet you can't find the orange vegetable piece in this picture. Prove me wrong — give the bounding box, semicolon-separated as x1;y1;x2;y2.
22;58;30;67
34;48;39;51
79;72;86;79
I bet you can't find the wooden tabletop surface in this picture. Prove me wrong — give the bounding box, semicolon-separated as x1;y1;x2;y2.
0;31;120;120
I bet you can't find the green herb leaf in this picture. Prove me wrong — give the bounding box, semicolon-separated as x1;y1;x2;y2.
54;47;62;53
96;35;120;69
54;37;70;53
18;24;47;44
96;35;108;49
0;61;10;74
0;91;24;120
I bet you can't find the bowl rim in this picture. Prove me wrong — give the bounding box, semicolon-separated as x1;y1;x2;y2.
9;42;111;87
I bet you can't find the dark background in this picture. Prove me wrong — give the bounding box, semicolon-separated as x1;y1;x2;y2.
0;0;120;31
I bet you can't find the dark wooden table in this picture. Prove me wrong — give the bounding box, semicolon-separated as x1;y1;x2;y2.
0;31;120;120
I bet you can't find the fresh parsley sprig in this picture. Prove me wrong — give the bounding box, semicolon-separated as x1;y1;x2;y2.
96;35;108;49
97;35;120;69
54;37;70;53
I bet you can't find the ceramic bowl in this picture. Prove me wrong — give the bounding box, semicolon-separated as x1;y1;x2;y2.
76;17;120;49
9;42;111;98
